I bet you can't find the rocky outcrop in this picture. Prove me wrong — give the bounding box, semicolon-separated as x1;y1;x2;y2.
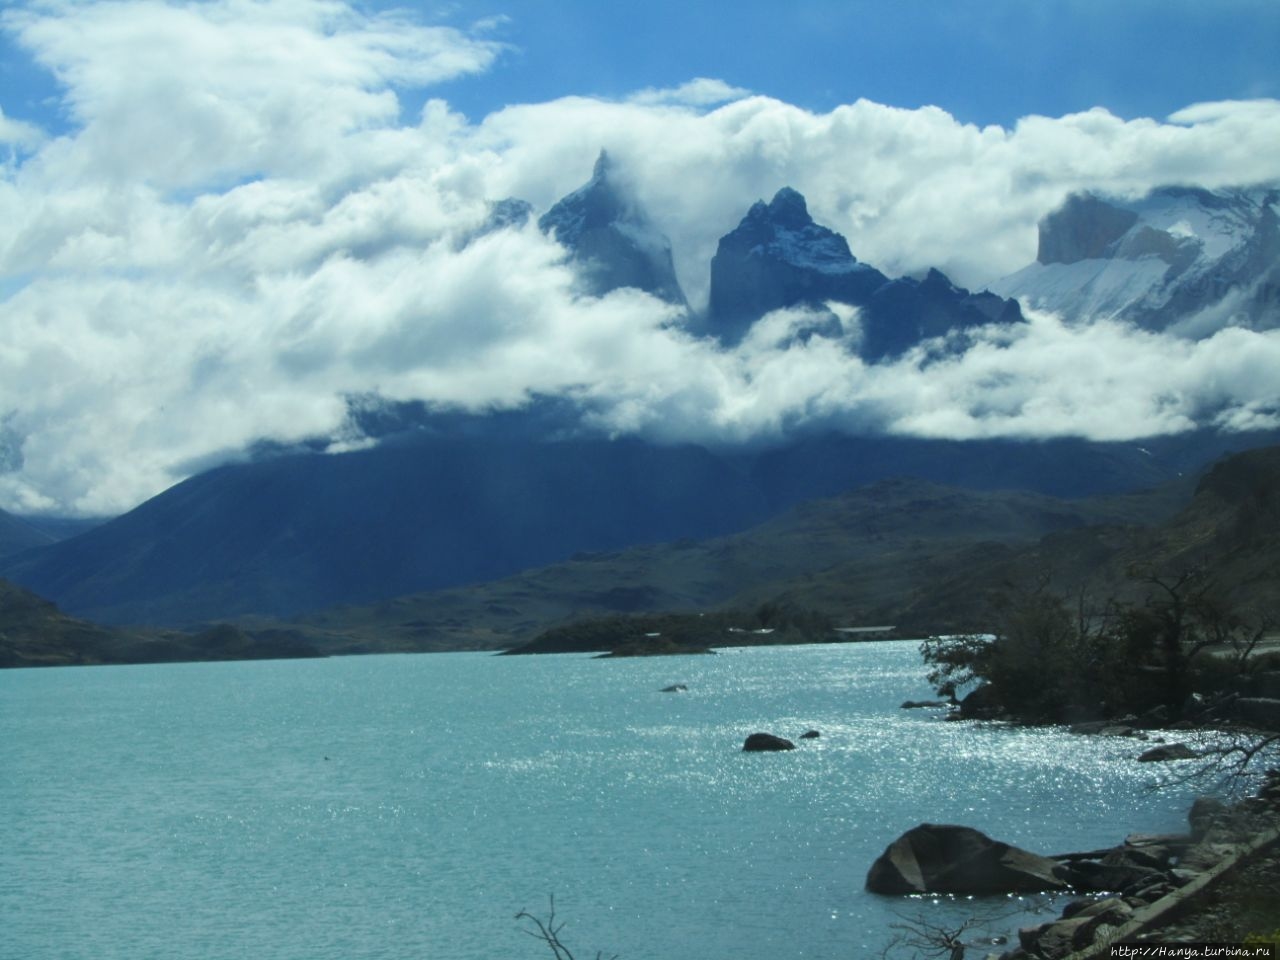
1036;193;1139;265
539;151;686;305
742;732;796;752
865;823;1069;895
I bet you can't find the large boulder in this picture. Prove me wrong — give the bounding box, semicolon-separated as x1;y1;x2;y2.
865;823;1069;895
742;732;796;752
1137;742;1197;762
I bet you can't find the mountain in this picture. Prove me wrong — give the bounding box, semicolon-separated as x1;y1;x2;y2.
988;185;1280;336
538;150;687;305
706;186;889;341
293;443;1280;656
5;418;1274;628
0;507;55;559
0;434;774;625
704;187;1023;357
286;471;1193;655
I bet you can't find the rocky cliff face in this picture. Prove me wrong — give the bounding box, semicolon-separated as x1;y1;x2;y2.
704;187;1022;358
706;187;888;344
991;185;1280;336
538;151;686;306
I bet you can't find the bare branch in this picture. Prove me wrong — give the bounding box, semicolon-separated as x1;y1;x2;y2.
516;895;617;960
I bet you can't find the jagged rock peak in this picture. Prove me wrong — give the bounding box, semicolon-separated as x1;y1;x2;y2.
538;149;629;245
755;186;812;229
592;148;614;180
537;150;686;305
722;185;863;275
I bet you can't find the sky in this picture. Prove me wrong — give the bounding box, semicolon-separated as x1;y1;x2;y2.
1;0;1279;516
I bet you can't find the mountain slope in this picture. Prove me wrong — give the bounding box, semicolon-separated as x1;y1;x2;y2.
4;427;1275;628
288;474;1193;654
988;185;1280;336
0;435;773;625
0;508;54;559
892;445;1280;633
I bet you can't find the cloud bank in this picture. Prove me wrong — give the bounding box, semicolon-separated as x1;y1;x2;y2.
1;0;1279;515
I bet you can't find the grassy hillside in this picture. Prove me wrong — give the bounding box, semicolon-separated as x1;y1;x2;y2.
895;446;1280;633
286;475;1192;654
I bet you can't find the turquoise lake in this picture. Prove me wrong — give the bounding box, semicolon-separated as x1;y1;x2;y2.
1;642;1204;959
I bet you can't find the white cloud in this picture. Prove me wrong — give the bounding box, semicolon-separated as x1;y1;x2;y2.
628;78;752;107
0;105;44;153
0;1;1279;515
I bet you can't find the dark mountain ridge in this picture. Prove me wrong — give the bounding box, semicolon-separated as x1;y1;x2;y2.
4;422;1275;628
703;187;1022;357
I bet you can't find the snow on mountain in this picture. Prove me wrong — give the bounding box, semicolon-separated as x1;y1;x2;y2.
537;151;687;306
988;185;1280;337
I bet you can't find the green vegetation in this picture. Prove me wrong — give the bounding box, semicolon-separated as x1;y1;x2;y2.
921;567;1275;724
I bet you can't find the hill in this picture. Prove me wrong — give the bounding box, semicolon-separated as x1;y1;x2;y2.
0;578;321;668
285;474;1192;654
890;445;1280;633
5;425;1272;628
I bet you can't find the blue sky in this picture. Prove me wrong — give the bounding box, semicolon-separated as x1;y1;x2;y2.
420;0;1280;126
1;0;1279;515
4;0;1279;133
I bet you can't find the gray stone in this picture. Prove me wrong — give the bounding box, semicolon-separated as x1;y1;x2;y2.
865;823;1069;895
742;732;795;752
1137;742;1197;762
1188;796;1229;840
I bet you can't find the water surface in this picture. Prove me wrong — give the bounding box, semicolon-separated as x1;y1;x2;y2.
1;643;1201;959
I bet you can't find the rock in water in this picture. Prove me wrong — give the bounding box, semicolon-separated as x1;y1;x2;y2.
1137;742;1197;762
742;732;796;752
865;823;1069;894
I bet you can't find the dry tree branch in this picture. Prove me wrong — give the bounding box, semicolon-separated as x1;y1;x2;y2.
879;898;1048;960
516;895;618;960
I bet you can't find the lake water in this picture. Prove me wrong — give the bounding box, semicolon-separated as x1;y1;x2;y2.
1;643;1204;960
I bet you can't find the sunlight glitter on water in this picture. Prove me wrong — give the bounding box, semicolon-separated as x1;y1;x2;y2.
1;643;1208;960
